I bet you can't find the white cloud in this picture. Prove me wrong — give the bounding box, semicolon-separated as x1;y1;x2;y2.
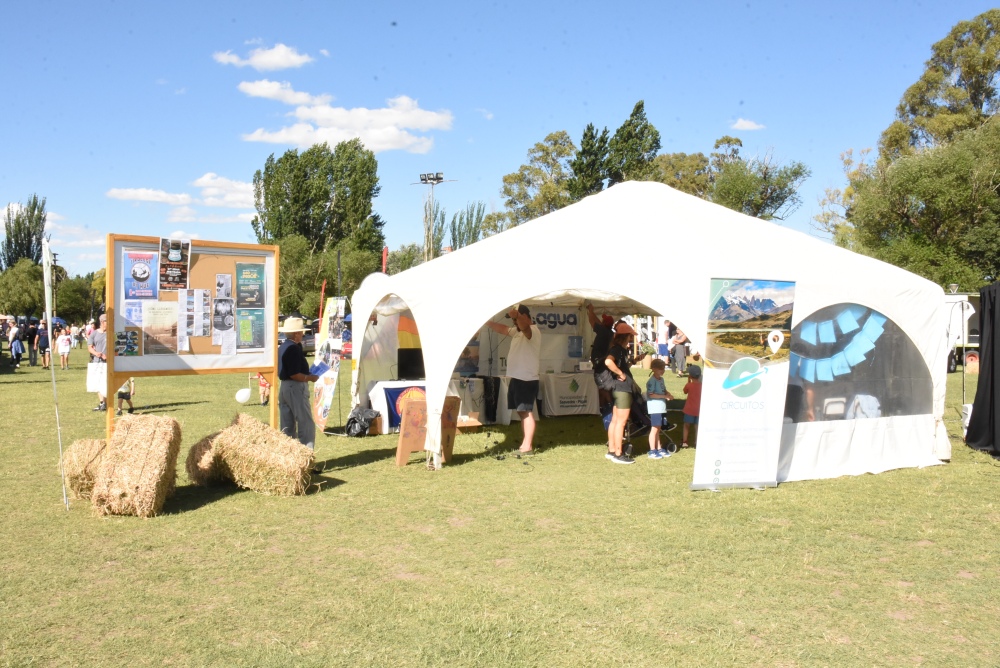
169;205;253;224
213;43;313;71
476;108;494;121
169;230;201;240
319;49;330;57
168;206;197;223
238;80;331;106
77;252;105;261
192;173;254;209
731;118;766;131
242;94;453;153
46;221;105;248
106;188;192;205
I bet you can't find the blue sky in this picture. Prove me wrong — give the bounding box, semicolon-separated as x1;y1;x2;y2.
2;0;994;277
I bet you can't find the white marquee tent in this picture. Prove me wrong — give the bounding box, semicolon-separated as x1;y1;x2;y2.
351;182;950;481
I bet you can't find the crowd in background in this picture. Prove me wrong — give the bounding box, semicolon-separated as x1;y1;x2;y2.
1;317;95;372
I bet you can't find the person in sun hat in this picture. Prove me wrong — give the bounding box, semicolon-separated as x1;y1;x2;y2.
277;316;319;450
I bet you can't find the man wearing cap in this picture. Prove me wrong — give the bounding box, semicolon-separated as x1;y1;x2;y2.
277;317;319;449
487;305;541;454
87;314;109;411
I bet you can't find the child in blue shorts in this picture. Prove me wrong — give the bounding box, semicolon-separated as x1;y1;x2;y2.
646;359;674;458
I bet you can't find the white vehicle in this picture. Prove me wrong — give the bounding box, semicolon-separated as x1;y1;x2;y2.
944;292;980;373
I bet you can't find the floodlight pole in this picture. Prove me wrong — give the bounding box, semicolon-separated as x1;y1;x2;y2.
412;173;456;262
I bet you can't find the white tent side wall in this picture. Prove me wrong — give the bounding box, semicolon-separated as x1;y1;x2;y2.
351;182;949;479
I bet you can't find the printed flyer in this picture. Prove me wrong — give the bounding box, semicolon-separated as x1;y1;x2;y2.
142;301;179;355
122;250;158;300
158;238;190;291
235;263;265;308
236;308;266;351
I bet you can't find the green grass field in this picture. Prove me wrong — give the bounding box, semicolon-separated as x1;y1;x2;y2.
1;357;998;667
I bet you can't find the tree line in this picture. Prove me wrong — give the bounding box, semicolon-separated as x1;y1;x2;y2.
816;8;1000;290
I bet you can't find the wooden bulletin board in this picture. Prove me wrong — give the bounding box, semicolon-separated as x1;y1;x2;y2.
105;234;280;439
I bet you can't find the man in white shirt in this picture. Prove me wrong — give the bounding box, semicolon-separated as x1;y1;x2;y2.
487;305;541;453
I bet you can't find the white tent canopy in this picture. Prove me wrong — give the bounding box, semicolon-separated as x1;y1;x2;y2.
352;182;950;481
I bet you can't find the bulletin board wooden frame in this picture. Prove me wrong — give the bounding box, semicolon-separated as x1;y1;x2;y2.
105;234;280;439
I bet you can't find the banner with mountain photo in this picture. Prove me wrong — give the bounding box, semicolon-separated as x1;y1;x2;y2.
692;279;795;490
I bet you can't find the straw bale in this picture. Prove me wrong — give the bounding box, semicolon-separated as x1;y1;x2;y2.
185;432;228;486
62;439;107;500
214;413;313;496
91;415;182;518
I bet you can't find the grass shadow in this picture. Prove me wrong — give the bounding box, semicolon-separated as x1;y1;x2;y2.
163;483;244;514
306;473;346;494
315;446;398;470
446;430;518;465
139;401;209;410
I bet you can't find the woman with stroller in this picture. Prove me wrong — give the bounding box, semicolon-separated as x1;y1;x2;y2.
604;322;640;465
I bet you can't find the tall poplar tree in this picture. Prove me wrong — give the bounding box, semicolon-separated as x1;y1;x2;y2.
1;194;48;270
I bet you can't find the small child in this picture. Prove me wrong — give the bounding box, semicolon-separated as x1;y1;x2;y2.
255;372;271;406
646;359;674;459
56;328;73;369
115;377;135;416
682;365;702;447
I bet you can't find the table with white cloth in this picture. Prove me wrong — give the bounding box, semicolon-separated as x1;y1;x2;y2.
367;380;425;434
538;372;600;416
447;377;485;419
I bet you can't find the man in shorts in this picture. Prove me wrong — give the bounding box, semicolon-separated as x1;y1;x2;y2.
487;305;541;454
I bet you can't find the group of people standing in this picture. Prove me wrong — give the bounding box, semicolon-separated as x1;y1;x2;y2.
586;303;701;465
2;317;95;372
480;302;702;463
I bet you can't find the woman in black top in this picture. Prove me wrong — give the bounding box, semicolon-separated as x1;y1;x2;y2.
604;325;637;464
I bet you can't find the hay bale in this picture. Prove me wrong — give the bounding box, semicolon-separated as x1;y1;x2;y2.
62;439;107;500
185;432;227;486
91;415;182;518
214;413;313;496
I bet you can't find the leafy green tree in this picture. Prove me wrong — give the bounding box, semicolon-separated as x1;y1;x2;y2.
606;101;661;186
422;199;447;262
386;243;423;275
498;131;576;227
448;202;485;251
91;268;106;314
275;234;379;317
54;273;94;324
251;140;384;253
813;149;872;249
0;258;44;317
881;9;1000;155
2;194;48;270
848;119;1000;288
651;152;711;198
708;136;810;220
480;209;511;238
567;123;609;201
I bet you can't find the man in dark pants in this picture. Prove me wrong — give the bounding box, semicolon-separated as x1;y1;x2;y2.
277;317;319;450
26;321;38;366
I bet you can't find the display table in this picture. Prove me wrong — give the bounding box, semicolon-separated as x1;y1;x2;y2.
368;380;425;434
539;372;599;416
447;377;484;418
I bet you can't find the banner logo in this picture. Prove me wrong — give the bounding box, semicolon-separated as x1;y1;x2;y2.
722;358;767;397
